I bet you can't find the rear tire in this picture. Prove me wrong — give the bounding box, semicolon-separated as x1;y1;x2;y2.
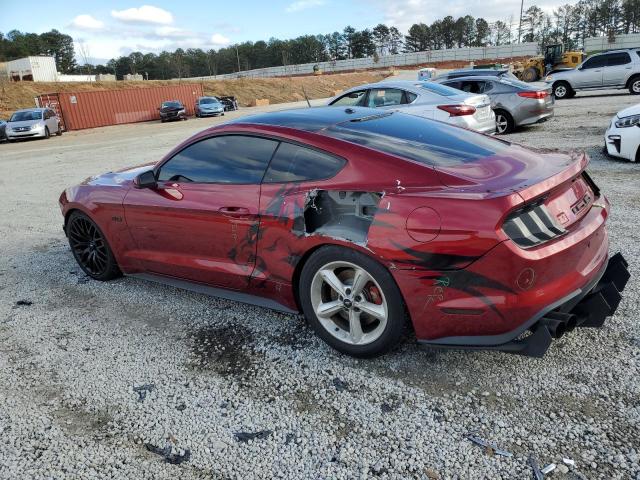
495;109;515;134
629;76;640;95
299;245;407;358
553;81;573;99
66;211;121;281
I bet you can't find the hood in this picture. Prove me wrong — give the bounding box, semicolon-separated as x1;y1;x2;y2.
82;163;154;187
616;103;640;118
8;119;42;128
160;105;184;113
434;143;587;201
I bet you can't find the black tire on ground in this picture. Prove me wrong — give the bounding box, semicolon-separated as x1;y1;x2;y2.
553;81;573;99
56;124;62;136
66;211;121;281
299;245;408;358
629;76;640;95
522;67;540;82
495;109;515;134
44;127;50;139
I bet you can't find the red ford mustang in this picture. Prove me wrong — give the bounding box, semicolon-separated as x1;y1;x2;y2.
59;107;629;357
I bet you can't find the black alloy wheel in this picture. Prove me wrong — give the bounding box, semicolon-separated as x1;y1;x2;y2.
67;212;121;280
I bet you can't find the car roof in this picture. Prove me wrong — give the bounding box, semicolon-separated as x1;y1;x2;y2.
230;106;391;132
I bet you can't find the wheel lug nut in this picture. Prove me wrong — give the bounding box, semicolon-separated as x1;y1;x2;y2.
345;288;351;296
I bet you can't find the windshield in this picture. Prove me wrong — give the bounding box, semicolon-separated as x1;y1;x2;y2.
199;98;220;105
10;110;42;122
324;112;510;167
162;101;182;108
417;82;461;97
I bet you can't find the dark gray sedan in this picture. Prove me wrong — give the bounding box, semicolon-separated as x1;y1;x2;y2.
433;75;554;134
0;120;6;141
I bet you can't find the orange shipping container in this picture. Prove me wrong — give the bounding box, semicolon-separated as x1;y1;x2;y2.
37;84;204;131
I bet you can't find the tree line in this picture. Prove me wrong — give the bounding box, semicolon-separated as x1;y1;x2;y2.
1;0;639;79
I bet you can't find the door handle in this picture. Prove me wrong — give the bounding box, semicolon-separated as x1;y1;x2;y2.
219;206;250;217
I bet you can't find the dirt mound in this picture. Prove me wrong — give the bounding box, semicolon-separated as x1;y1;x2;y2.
0;71;390;119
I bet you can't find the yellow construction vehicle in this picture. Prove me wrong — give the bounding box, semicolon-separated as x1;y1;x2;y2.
514;44;584;82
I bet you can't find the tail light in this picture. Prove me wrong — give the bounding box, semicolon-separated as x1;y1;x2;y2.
437;104;476;116
517;91;548;99
502;203;566;248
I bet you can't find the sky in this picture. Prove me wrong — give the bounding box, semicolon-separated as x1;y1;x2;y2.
1;0;576;64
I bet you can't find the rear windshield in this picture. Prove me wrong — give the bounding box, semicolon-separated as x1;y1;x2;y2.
500;78;535;89
417;82;461;97
10;110;42;121
324;112;510;166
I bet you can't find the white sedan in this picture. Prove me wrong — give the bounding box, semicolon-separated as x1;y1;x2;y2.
604;103;640;162
327;80;496;134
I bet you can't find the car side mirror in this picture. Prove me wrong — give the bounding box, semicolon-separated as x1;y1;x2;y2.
135;170;157;189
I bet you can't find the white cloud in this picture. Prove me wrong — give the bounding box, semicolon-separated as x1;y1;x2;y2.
285;0;326;13
367;0;574;32
154;26;192;38
210;33;231;46
111;5;174;25
70;14;105;31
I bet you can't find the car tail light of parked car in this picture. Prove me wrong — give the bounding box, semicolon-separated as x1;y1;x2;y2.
437;104;477;116
517;91;549;99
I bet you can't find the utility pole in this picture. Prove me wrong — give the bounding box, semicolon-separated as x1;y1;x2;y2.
518;0;524;43
235;46;241;73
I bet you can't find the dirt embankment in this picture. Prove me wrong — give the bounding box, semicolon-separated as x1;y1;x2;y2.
0;71;390;119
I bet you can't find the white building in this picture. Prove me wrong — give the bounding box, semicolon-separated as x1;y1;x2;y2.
6;56;58;82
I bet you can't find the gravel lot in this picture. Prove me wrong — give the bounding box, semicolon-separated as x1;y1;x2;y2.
0;89;638;480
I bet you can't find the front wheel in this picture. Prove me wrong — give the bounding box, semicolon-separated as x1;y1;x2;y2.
66;211;121;281
629;77;640;95
553;81;572;99
299;246;407;357
44;127;50;139
56;123;62;136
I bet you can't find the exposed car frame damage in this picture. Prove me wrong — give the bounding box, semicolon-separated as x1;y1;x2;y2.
303;190;382;244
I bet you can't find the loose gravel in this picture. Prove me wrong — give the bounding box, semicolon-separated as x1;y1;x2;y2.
0;89;638;479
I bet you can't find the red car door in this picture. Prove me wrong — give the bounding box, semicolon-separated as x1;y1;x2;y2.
122;134;279;290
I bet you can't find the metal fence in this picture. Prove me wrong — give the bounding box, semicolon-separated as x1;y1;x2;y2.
584;33;640;53
182;43;539;81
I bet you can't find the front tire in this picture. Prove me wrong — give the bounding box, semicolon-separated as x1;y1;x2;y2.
495;109;515;134
299;246;407;358
44;127;50;139
66;211;121;281
553;81;572;99
56;124;62;136
629;76;640;95
522;67;539;82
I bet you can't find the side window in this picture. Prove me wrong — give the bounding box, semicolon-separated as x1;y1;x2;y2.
405;91;417;103
366;88;405;107
606;52;631;66
459;81;482;94
482;81;493;93
43;110;50;119
582;55;606;69
263;142;346;183
331;91;367;106
158;135;278;184
443;81;462;90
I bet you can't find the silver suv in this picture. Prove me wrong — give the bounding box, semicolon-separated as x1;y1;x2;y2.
545;49;640;99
